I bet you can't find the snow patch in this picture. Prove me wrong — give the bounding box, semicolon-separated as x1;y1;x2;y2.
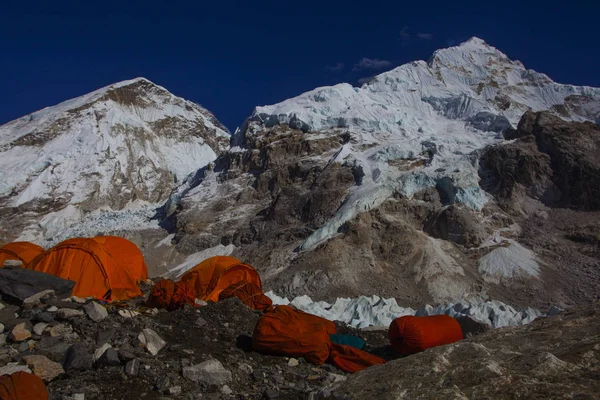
164;244;236;280
478;239;541;282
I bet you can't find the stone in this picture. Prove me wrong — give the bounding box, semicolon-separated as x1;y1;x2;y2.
238;363;253;374
10;323;31;342
0;305;20;325
0;323;4;334
94;343;111;362
3;260;22;268
138;328;166;356
0;268;75;301
125;358;140;376
32;310;54;323
47;324;73;337
195;299;208;306
195;317;207;327
98;348;121;367
264;389;279;399
71;296;87;304
33;322;49;336
22;354;64;382
17;341;32;353
23;290;55;306
96;329;115;346
57;308;84;320
64;343;93;372
83;302;108;322
0;334;7;345
221;385;233;395
47;306;58;312
288;358;299;367
70;395;85;400
168;386;182;395
39;342;73;363
118;310;140;318
118;349;136;363
182;359;232;385
0;362;31;375
155;376;170;391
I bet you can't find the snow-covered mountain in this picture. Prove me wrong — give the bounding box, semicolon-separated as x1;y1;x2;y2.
245;37;600;251
0;77;229;243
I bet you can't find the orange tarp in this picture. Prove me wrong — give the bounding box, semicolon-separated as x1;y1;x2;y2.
329;343;386;373
92;236;148;282
388;315;463;355
219;280;273;312
0;371;48;400
27;238;142;301
252;305;336;365
179;256;262;302
171;281;197;309
0;242;44;267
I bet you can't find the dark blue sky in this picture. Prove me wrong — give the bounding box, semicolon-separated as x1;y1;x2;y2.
2;0;598;131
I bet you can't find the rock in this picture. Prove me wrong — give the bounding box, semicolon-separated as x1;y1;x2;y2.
47;324;73;337
238;363;253;374
195;317;207;327
182;359;232;385
118;349;136;363
264;389;279;399
23;290;55;306
125;358;140;376
69;394;85;400
195;299;208;306
94;343;111;362
0;362;31;375
0;305;20;324
57;308;85;320
221;385;232;395
0;333;7;345
17;340;33;353
39;342;71;363
98;348;121;367
83;302;108;322
70;296;87;304
287;358;299;367
0;268;75;302
138;328;166;356
10;323;31;342
118;310;140;318
33;322;49;336
168;386;182;395
64;343;93;372
46;306;58;312
22;354;64;382
0;323;4;334
3;260;22;268
31;310;54;323
155;376;170;391
96;329;115;346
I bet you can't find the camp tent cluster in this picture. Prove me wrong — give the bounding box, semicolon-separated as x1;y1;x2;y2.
1;240;465;375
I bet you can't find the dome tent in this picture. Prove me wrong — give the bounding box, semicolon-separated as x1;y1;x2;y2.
27;238;142;301
179;256;262;302
92;235;148;282
0;242;44;267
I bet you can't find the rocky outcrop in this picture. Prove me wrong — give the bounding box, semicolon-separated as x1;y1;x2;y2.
317;304;600;399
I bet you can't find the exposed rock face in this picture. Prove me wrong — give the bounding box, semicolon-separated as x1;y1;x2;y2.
317;304;600;399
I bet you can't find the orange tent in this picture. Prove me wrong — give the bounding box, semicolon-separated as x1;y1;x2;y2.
329;343;386;373
0;371;48;400
0;242;44;267
27;238;142;301
92;236;148;282
388;315;463;355
178;256;262;302
218;280;273;312
146;279;177;310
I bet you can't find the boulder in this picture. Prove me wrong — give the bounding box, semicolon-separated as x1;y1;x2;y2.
124;358;140;376
138;328;166;356
64;343;93;372
0;268;74;302
10;323;31;342
22;354;64;382
33;322;49;336
97;348;121;367
57;308;85;320
0;362;31;375
182;359;232;385
83;302;108;322
23;290;55;306
47;324;73;338
93;343;111;362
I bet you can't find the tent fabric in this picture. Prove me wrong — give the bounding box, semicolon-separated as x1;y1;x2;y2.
146;279;177;310
179;256;262;303
27;238;142;301
388;315;463;355
252;305;336;365
0;371;48;400
218;280;273;312
329;343;386;373
92;236;148;282
171;281;197;310
0;242;44;267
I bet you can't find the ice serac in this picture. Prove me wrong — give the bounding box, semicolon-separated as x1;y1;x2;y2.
0;77;230;244
248;37;600;251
